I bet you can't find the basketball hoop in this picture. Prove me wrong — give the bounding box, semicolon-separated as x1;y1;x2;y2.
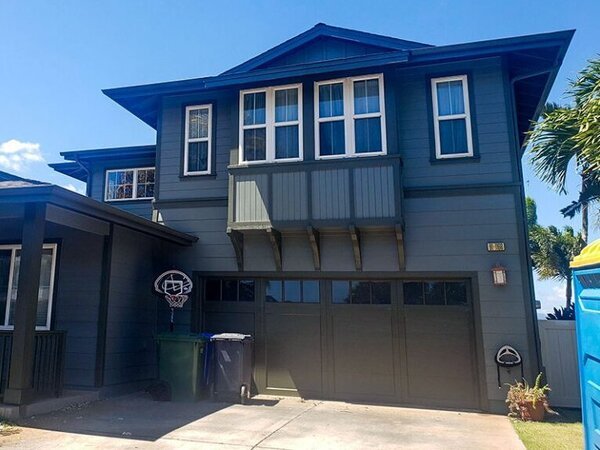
154;270;193;331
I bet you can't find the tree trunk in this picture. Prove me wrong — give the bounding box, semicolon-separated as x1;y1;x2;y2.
582;174;589;244
566;273;573;310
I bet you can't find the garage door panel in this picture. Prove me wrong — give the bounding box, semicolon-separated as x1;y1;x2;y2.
407;375;477;408
406;338;473;377
264;312;322;395
332;308;396;397
204;312;255;335
404;309;471;335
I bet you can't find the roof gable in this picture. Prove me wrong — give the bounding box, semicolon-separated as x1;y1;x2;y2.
221;23;431;75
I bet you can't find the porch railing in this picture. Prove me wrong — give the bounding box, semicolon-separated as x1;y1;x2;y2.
0;330;66;400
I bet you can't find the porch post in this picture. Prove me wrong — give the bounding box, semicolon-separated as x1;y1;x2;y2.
4;203;46;405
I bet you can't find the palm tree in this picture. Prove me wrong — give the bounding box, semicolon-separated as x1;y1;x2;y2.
527;197;585;308
528;57;600;243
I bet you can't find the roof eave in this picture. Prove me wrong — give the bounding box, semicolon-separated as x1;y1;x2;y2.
0;185;197;246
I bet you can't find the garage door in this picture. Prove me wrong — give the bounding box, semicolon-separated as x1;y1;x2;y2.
202;278;480;410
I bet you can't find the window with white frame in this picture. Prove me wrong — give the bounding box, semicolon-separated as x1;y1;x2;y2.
315;74;386;159
0;244;57;330
239;84;302;163
431;75;474;159
184;104;213;174
105;167;155;201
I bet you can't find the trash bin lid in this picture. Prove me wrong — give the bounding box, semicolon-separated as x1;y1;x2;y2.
571;239;600;269
210;333;251;341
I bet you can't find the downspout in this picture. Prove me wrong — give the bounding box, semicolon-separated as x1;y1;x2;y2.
74;156;92;197
509;65;557;377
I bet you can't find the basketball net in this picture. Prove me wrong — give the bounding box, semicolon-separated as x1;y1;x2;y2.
165;294;188;332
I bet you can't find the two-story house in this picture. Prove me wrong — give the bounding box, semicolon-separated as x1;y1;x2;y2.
2;24;572;414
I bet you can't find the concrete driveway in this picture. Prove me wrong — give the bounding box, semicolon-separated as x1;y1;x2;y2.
2;393;524;449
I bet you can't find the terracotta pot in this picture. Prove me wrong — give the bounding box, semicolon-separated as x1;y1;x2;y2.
521;400;545;421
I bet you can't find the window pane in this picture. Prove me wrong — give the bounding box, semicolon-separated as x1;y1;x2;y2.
243;92;266;125
275;125;299;159
319;83;344;118
222;280;238;302
351;281;371;304
319;121;345;156
7;251;20;326
0;250;12;324
8;249;54;328
439;119;468;155
188;141;209;172
188;108;209;139
303;281;320;303
239;280;255;302
243;128;267;161
107;170;134;200
275;88;298;122
372;282;391;304
332;281;350;304
136;169;155;198
436;80;465;116
403;282;423;305
266;280;282;303
354;117;382;153
424;282;445;305
205;279;221;301
354;79;380;115
284;280;301;303
36;249;53;327
445;281;468;306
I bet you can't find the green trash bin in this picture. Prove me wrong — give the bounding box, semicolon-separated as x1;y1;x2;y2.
156;333;207;402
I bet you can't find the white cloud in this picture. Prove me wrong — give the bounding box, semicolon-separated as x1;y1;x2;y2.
63;183;85;195
0;139;44;172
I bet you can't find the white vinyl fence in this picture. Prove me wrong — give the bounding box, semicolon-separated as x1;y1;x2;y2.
538;320;581;408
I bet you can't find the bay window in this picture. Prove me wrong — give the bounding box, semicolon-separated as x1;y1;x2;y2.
105;167;155;201
315;74;386;159
0;244;57;330
239;84;303;163
431;75;474;159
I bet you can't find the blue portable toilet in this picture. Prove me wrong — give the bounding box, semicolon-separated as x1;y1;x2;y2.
572;240;600;450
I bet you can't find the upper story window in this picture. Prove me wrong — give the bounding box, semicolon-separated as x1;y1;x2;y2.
431;75;473;159
315;74;386;159
239;84;303;164
0;244;57;330
184;104;213;175
105;167;155;201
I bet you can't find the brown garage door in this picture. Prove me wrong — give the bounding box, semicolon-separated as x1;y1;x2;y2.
202;277;480;410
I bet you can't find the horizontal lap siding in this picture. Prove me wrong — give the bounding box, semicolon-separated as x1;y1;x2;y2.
159;92;235;201
88;158;155;220
404;194;530;404
103;225;163;388
398;57;514;188
52;227;104;389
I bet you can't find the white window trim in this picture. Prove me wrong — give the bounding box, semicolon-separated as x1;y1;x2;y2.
184;104;213;175
431;75;474;159
104;167;155;202
0;243;57;331
314;73;387;160
238;83;303;165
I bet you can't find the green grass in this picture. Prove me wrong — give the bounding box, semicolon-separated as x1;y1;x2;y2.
511;408;583;450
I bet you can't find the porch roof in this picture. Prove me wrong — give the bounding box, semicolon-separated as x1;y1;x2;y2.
0;182;197;246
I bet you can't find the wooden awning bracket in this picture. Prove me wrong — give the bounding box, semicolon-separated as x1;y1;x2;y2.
395;223;406;270
307;226;321;271
226;228;244;271
349;225;362;271
266;227;282;271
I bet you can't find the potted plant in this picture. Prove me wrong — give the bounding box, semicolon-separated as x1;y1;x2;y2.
506;373;552;421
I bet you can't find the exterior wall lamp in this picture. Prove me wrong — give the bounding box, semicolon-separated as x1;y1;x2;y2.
492;265;507;286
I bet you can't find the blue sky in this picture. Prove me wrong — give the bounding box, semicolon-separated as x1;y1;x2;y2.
1;0;598;313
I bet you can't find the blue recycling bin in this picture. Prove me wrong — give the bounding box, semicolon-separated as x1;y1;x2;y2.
571;240;600;450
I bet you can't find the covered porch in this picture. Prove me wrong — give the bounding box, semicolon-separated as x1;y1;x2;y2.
0;175;196;415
